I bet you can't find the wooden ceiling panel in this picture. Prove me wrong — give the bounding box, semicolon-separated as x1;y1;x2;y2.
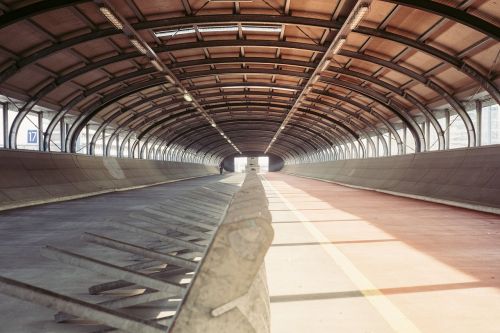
0;0;497;158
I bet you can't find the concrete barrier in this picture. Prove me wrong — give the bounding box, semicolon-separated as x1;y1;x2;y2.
169;172;273;333
0;149;218;211
282;145;500;213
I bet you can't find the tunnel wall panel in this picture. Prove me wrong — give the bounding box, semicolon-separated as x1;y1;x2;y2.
281;145;500;211
0;150;218;210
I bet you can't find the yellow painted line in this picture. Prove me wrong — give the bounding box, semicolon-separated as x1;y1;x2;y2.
262;176;421;333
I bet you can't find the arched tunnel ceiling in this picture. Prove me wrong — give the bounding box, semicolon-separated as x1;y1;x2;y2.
0;0;498;162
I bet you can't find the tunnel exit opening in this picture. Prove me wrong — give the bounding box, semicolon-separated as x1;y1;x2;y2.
234;156;269;173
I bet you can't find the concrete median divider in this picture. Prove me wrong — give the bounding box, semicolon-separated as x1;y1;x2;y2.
0;171;273;332
169;171;273;333
282;145;500;213
0;149;218;211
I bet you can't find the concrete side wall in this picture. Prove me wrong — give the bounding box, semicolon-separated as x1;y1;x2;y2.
0;150;218;210
281;145;500;211
170;172;273;333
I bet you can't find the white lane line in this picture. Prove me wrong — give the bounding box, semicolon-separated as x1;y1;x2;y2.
262;176;421;333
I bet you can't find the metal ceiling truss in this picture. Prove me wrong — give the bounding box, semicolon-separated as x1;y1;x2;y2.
0;0;498;162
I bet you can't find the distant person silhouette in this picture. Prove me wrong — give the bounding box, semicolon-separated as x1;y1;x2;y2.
219;164;223;175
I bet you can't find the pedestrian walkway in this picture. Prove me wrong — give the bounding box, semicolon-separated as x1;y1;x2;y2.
263;173;500;333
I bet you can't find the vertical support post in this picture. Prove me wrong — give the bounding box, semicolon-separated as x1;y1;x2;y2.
403;124;407;154
444;110;450;149
38;112;43;151
388;132;392;156
60;117;66;152
102;128;106;156
2;103;8;148
85;125;90;155
376;136;380;157
116;132;120;157
128;138;132;158
425;118;430;151
420;122;426;152
476;100;482;146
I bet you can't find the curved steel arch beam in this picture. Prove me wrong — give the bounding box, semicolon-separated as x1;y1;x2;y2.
204;142;296;161
0;35;328;84
0;0;88;29
131;101;345;142
339;49;474;146
181;129;328;159
92;99;185;154
1;13;495;109
181;132;303;161
104;86;298;134
178;67;311;80
171;56;317;70
356;26;500;104
304;96;388;156
181;123;335;154
65;64;426;154
109;94;374;160
43;71;161;151
298;102;378;156
173;64;443;149
76;76;388;158
113;107;282;157
327;66;447;149
139;115;335;157
146;114;347;160
199;97;382;146
66;78;175;152
162;123;316;153
386;0;500;40
135;102;358;150
199;132;306;160
312;88;402;150
288;111;361;156
6;45;314;149
319;75;423;152
67;76;306;152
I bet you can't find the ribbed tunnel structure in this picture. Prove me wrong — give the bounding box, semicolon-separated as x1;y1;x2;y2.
0;0;498;163
0;1;499;332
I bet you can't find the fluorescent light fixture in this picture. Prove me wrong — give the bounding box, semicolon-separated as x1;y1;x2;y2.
281;125;285;129
331;38;346;55
183;93;193;102
209;0;253;2
130;38;147;54
165;75;175;84
321;59;331;71
151;60;164;72
155;24;280;38
99;7;124;30
350;5;370;30
211;123;216;127
241;25;281;33
222;85;298;92
228;140;232;143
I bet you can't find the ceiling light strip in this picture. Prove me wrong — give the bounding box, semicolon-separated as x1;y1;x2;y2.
264;0;371;154
96;0;241;155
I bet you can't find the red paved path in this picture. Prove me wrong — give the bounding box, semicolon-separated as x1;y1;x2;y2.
263;173;500;333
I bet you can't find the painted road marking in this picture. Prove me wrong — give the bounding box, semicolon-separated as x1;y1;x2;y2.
262;176;421;333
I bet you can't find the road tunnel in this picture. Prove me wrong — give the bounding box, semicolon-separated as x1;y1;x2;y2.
0;0;499;332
